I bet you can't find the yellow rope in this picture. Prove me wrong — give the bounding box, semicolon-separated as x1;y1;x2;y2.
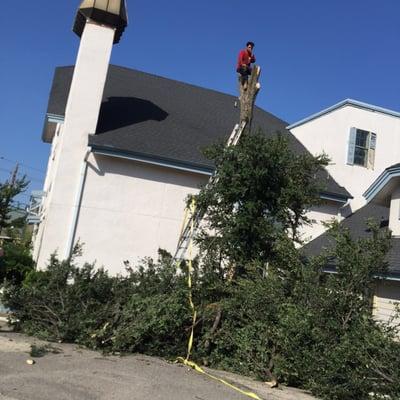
177;357;262;400
178;198;262;400
185;198;197;361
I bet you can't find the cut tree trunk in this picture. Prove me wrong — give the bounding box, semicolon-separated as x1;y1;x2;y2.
239;66;261;135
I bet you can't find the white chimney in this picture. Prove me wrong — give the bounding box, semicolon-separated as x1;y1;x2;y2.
35;1;128;266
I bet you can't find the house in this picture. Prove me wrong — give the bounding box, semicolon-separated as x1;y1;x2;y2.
289;100;400;326
289;99;400;215
32;0;351;273
363;163;400;324
304;178;400;326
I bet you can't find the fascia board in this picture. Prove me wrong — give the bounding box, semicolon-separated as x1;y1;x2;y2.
364;167;400;203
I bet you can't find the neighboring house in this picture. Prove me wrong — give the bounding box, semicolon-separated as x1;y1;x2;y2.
304;165;400;327
289;99;400;214
32;1;350;273
364;163;400;325
289;100;400;325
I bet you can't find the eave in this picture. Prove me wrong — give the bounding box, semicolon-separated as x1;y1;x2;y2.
42;113;64;143
91;145;214;176
364;164;400;206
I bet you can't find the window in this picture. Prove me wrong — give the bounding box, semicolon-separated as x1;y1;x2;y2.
347;128;376;169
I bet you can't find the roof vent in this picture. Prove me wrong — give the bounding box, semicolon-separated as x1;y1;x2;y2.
73;0;128;44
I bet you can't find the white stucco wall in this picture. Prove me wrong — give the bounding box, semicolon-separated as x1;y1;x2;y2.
38;153;207;274
291;105;400;212
300;201;343;243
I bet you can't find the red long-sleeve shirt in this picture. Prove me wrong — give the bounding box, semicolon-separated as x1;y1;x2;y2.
237;49;256;70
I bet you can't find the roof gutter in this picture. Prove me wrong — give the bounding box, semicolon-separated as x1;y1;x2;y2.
92;146;352;202
323;266;400;282
91;146;214;176
320;192;352;204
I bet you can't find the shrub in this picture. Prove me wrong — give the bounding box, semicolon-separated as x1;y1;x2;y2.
3;133;400;399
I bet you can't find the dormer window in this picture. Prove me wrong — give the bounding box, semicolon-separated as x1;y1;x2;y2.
347;128;376;169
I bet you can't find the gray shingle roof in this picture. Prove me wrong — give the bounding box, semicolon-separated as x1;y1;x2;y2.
302;203;400;277
45;65;351;199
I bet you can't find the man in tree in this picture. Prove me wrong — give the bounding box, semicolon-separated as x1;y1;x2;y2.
237;41;256;91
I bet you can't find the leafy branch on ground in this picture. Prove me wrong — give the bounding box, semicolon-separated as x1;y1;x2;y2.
2;132;400;399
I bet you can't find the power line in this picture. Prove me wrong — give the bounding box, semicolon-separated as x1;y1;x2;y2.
0;156;45;174
15;193;32;199
0;166;44;183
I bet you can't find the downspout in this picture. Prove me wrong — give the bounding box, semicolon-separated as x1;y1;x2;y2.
64;147;91;260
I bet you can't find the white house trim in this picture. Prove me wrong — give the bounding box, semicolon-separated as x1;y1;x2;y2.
287;99;400;130
363;164;400;203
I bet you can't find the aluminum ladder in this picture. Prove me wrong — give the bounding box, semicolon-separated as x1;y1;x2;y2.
173;120;247;262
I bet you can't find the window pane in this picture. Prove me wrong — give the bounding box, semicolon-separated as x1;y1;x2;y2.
354;147;367;166
356;129;369;147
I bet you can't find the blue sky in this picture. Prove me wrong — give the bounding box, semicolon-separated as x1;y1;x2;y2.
1;0;399;206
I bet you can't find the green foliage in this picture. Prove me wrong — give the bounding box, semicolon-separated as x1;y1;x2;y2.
271;223;400;399
2;133;400;399
0;229;34;284
0;174;29;232
2;251;192;357
195;132;329;275
0;171;34;285
29;343;61;357
3;223;399;399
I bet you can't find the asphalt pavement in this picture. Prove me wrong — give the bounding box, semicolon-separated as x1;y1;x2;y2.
0;321;317;400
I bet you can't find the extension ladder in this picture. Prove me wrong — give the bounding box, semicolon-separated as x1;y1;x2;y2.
173;120;247;262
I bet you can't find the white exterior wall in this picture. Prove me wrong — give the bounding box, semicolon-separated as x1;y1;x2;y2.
291;105;400;212
373;280;400;327
300;201;343;243
37;153;207;274
32;122;64;262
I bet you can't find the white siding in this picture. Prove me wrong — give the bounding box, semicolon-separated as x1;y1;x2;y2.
373;280;400;327
291;105;400;213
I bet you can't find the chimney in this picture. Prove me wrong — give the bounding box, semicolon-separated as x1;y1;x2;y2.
34;1;129;265
73;0;128;44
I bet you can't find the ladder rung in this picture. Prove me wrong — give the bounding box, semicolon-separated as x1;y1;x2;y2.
173;120;247;262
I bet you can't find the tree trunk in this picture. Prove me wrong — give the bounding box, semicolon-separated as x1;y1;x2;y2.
239;66;261;135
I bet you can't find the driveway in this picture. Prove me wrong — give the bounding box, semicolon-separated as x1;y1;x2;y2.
0;321;317;400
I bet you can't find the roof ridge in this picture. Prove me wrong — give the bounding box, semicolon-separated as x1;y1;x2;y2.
287;98;400;129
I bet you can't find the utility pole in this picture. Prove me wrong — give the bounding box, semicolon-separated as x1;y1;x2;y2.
9;163;19;186
239;65;261;135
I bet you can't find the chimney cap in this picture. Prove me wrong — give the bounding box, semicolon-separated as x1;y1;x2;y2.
73;0;128;44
